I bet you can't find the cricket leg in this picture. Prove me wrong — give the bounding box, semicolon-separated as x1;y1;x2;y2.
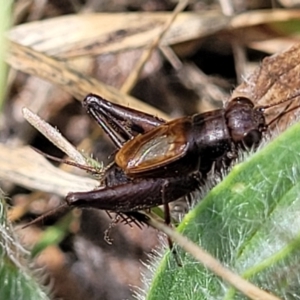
65;175;199;212
161;180;182;266
83;94;166;148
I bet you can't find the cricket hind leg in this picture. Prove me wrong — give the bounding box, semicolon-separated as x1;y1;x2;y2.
66;174;200;212
83;94;166;149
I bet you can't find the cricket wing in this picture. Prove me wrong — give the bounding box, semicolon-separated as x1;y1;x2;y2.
115;118;193;176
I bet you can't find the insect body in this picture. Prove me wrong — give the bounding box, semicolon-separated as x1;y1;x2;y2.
115;97;266;177
65;94;268;218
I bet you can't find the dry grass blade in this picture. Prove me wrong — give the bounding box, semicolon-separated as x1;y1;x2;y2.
229;9;300;54
6;41;170;120
8;11;229;58
23;107;87;165
120;0;188;94
230;9;300;28
8;9;300;61
0;144;97;196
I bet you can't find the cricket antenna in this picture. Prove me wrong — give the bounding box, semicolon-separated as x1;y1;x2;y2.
253;92;300;127
22;202;69;229
266;103;300;127
259;91;300;110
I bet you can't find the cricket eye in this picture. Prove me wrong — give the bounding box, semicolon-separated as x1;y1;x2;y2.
243;129;262;147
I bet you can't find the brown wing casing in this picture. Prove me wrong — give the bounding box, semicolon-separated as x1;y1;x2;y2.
115;118;193;176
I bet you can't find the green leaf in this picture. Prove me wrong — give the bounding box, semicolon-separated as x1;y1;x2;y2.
146;121;300;300
0;195;50;300
0;0;11;111
270;20;300;36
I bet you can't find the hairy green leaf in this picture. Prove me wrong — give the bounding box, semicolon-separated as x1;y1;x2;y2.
147;121;300;300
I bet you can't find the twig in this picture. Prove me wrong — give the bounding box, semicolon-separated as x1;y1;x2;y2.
147;216;282;300
120;0;188;94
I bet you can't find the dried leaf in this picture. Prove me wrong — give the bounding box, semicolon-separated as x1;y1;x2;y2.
0;144;97;196
8;12;229;58
231;42;300;127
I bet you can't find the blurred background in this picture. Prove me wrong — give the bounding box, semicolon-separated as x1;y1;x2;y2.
1;0;300;299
